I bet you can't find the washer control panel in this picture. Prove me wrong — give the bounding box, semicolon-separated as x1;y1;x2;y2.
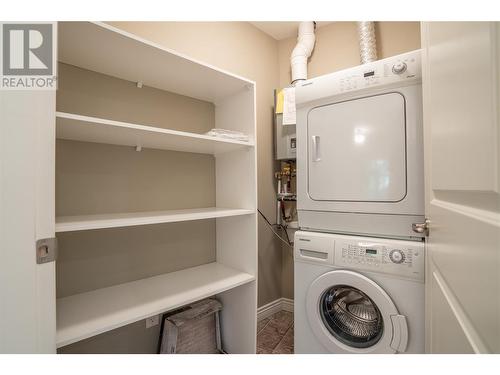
334;239;424;281
389;249;405;263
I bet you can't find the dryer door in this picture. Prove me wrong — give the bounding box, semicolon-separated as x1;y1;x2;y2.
306;270;409;354
307;92;407;202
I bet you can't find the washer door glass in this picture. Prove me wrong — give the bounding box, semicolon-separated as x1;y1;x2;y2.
320;285;384;348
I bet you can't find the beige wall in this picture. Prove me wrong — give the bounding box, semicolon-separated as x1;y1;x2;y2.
278;21;421;299
57;64;217;217
58;319;161;354
58;63;215;134
108;22;284;308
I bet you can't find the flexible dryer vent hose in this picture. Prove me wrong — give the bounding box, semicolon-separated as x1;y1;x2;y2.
357;21;378;64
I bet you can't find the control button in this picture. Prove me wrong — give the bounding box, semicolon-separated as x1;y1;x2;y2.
389;249;405;264
392;62;407;75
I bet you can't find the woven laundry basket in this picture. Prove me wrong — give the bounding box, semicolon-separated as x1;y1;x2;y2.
159;298;223;354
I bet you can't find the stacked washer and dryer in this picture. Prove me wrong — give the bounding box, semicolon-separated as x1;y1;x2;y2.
293;50;426;354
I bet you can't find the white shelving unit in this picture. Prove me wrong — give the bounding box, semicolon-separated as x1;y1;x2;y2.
54;22;258;354
56;112;254;155
56;262;255;348
56;207;255;232
58;22;249;103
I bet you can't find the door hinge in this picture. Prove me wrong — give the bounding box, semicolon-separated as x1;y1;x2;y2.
412;219;430;236
36;237;57;264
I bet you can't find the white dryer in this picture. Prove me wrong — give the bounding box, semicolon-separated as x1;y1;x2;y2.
294;230;425;354
296;50;424;239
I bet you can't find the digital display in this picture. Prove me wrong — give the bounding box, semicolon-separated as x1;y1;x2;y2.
365;249;377;255
364;71;375;77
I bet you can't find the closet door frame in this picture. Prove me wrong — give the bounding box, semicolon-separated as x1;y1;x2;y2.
0;24;57;353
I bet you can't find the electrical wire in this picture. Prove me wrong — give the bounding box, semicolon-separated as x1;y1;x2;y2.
281;223;292;244
258;209;293;248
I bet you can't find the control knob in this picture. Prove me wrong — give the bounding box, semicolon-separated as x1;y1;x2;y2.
392;62;407;75
389;249;405;264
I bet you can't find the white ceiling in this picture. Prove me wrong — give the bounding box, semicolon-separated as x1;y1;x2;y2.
249;22;334;41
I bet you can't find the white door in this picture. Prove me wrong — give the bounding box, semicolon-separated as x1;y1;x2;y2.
307;93;407;202
421;22;500;353
0;89;56;352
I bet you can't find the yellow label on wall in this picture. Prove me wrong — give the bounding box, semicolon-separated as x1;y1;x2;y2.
275;89;284;114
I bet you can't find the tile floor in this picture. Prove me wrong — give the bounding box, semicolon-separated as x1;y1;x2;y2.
256;310;294;354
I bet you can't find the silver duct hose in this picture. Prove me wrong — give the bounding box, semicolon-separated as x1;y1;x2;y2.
357;21;377;64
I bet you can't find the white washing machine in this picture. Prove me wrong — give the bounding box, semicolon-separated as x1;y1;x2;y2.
294;230;425;354
296;50;424;239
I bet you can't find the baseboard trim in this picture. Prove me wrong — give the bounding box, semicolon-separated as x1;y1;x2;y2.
281;298;294;313
257;298;294;321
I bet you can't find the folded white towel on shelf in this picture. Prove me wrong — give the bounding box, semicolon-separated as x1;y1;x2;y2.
205;128;249;142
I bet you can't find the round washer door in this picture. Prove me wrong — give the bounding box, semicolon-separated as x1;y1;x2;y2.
306;270;409;354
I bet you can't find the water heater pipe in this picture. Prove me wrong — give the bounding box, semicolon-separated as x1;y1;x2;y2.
357;21;378;64
291;21;316;84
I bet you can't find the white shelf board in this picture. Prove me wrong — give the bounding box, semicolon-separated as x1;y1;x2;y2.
58;22;255;103
56;207;255;232
56;112;254;155
56;262;255;348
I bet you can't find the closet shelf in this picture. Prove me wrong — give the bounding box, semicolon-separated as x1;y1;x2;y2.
58;22;254;103
56;112;254;155
56;207;255;232
56;262;255;348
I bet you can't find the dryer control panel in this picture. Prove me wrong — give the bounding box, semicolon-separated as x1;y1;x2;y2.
295;49;421;106
337;52;420;93
334;239;424;281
